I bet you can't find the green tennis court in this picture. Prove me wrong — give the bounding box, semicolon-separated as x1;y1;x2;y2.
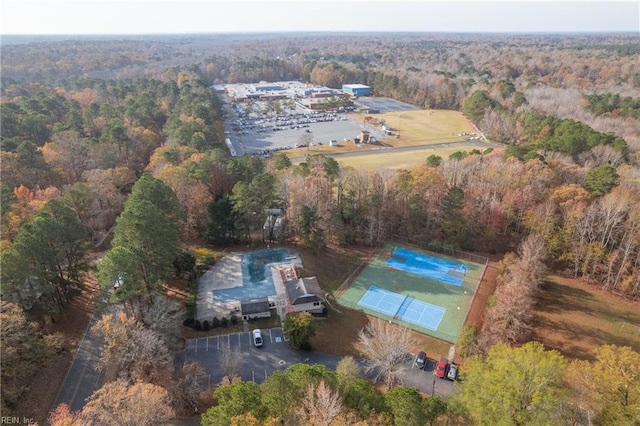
337;243;485;343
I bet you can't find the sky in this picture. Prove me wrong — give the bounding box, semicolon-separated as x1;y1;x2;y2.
1;0;639;35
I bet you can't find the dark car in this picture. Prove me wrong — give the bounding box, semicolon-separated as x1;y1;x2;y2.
414;351;427;369
435;357;448;378
447;363;459;381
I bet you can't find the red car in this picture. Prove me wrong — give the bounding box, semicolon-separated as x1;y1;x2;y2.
435;357;448;378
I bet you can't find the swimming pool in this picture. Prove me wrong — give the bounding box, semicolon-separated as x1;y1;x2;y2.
386;247;465;286
213;248;289;302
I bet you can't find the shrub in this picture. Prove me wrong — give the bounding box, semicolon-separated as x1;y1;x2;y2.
457;324;478;358
193;320;202;331
220;317;229;328
183;318;195;327
230;314;239;325
211;317;220;328
202;320;210;331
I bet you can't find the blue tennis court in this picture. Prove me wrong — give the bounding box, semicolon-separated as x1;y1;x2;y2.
357;286;446;331
386;247;466;286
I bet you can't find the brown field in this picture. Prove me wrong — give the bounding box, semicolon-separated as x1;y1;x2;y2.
351;109;477;147
335;146;473;171
532;274;640;360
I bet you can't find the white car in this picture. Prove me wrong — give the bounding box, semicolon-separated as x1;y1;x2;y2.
252;329;263;347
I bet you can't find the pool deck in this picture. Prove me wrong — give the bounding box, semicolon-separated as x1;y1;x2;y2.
196;250;302;322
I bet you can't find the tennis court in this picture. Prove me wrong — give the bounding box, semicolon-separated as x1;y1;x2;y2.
337;243;486;343
387;246;466;286
357;286;445;330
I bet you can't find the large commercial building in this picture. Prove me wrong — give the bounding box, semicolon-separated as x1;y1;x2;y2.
342;84;371;97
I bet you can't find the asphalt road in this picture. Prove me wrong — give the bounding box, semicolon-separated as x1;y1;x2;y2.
290;139;498;163
51;311;105;412
175;328;456;397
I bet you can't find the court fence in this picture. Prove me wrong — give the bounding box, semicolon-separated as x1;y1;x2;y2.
334;245;381;299
395;237;489;267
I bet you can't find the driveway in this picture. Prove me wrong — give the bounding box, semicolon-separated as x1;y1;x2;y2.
175;328;456;397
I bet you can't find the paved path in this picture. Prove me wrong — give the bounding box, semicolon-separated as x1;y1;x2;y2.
176;328;456;397
51;310;104;412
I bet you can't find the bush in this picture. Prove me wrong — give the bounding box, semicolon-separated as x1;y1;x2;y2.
211;317;220;328
183;318;195;327
457;324;478;358
173;250;196;276
185;293;196;319
220;317;229;328
230;314;239;325
202;320;210;331
488;294;497;307
193;320;202;331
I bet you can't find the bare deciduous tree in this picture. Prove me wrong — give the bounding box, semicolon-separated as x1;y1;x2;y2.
478;234;548;350
171;361;208;414
91;307;172;384
80;379;174;426
296;379;343;426
357;319;414;388
140;294;185;350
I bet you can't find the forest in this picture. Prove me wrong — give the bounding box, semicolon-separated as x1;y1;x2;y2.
1;32;639;424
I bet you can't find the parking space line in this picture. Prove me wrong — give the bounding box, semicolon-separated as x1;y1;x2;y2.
248;332;252;346
269;329;273;343
195;338;198;353
238;333;241;347
206;337;209;352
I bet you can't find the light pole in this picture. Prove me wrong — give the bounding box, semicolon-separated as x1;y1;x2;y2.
431;374;436;396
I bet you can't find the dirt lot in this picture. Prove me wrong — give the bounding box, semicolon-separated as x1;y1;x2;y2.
532;274;640;360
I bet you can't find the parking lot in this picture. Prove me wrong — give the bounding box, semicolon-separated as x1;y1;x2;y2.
224;103;387;156
176;328;343;386
175;328;456;396
355;97;420;113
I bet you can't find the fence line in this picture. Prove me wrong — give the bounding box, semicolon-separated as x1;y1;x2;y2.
461;263;490;329
334;246;379;299
394;237;489;267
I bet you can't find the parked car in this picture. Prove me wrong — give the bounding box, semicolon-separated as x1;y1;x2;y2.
414;351;427;369
435;357;448;378
447;363;459;381
252;329;263;347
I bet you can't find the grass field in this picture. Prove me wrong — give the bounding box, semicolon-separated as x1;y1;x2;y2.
532;274;640;360
351;109;477;147
337;243;485;343
335;146;468;171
